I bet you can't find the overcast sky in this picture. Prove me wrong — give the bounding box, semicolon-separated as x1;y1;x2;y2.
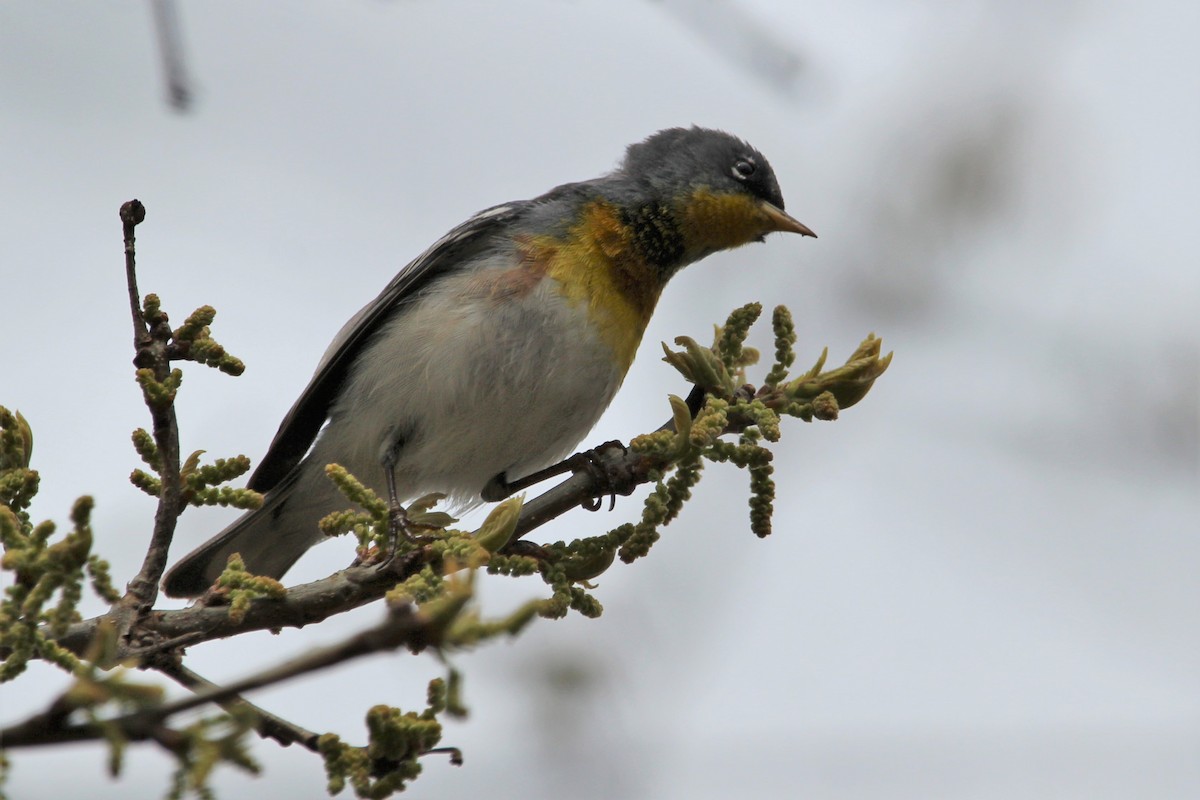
2;2;1197;798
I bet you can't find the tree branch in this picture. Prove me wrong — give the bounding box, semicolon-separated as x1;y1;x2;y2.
117;200;184;615
41;424;673;661
155;661;321;750
1;600;433;749
50;550;428;657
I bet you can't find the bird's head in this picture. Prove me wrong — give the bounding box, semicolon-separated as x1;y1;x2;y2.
619;126;815;265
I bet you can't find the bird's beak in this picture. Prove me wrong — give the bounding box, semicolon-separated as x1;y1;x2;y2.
760;201;817;238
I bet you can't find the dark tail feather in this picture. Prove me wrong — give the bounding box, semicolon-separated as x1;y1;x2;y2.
162;471;318;597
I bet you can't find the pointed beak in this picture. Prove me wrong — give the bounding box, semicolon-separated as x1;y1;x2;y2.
760;200;817;238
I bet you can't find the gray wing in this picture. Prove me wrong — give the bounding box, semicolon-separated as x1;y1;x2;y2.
247;203;522;492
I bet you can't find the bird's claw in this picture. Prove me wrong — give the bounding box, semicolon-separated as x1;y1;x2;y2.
568;439;630;512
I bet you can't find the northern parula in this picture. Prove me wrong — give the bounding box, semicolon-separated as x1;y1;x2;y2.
163;126;814;597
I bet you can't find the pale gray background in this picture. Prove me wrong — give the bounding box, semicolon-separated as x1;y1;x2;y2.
2;1;1197;798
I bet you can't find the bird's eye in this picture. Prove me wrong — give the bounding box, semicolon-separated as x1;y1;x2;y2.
732;159;757;179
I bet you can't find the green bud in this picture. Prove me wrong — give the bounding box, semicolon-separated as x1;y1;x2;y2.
558;546;616;582
474;495;523;554
812;391;839;421
12;410;33;469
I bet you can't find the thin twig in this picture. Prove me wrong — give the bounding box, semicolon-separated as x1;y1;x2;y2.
122;200;148;349
155;662;321;750
118;200;183;613
153;603;426;722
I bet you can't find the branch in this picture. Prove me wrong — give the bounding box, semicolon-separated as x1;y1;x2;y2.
156;662;320;750
42;437;656;660
49;550;428;657
117;200;184;615
0;699;187;751
0;598;438;750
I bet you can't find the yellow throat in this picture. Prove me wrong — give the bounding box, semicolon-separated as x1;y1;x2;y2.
522;189;774;371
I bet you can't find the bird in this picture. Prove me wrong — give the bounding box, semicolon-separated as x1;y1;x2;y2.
162;126;815;597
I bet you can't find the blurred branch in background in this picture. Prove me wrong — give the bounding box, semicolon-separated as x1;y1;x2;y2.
149;0;193;111
141;0;806;114
656;0;807;96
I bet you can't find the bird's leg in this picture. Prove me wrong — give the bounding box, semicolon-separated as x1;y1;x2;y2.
379;459;409;569
482;440;630;510
481;386;710;509
377;456;439;572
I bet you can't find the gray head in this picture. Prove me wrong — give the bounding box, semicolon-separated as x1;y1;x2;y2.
620;126;790;213
525;126;813;272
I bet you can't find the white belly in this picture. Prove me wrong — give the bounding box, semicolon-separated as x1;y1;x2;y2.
309;267;627;506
